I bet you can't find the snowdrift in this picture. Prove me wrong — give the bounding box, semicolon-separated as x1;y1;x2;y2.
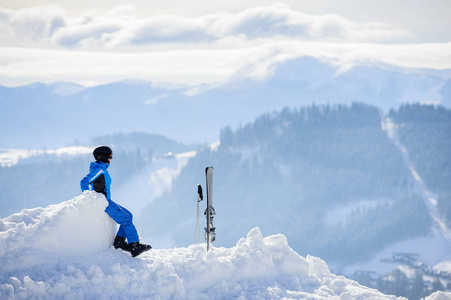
0;191;116;258
0;194;448;299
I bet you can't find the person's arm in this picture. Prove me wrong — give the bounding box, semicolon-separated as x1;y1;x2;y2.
92;174;106;197
80;169;106;198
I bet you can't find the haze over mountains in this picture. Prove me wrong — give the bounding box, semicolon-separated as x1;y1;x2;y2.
1;56;450;148
1;53;451;298
1;102;450;298
1;1;451;297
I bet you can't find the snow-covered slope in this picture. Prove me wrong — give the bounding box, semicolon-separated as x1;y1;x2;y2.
115;151;197;214
2;57;450;149
0;193;448;299
0;146;93;167
338;119;451;277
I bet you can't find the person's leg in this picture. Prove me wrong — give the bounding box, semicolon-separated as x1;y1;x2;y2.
105;200;139;243
115;206;133;238
116;226;126;238
116;205;138;242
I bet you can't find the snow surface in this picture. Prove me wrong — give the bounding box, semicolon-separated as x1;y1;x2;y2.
341;119;451;277
381;117;451;239
0;193;449;299
115;151;197;214
324;199;391;227
0;146;93;167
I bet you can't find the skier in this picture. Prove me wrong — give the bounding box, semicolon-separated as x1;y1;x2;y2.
80;146;151;257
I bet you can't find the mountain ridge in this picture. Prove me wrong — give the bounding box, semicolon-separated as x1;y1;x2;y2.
1;103;450;297
1;56;450;148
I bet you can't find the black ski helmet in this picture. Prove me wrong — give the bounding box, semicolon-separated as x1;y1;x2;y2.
93;146;113;163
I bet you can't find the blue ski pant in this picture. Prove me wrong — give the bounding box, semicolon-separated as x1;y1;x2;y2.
105;200;139;243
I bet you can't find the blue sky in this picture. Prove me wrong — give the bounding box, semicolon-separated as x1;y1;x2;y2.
0;1;450;87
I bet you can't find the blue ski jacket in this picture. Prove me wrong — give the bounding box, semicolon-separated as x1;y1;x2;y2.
80;161;112;201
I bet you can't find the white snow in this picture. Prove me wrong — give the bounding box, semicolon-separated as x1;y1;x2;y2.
434;261;451;274
0;146;93;167
0;191;116;259
4;192;446;299
115;150;197;213
209;141;221;152
341;118;451;277
324;199;391;227
426;292;451;300
343;233;451;278
381;117;451;239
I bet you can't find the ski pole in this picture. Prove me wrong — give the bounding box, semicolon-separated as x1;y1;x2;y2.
196;184;203;244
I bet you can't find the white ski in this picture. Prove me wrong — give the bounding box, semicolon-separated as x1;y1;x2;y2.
204;166;215;251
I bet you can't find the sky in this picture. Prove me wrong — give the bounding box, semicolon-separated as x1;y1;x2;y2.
0;0;450;87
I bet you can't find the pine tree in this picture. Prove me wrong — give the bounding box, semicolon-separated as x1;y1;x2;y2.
409;271;425;300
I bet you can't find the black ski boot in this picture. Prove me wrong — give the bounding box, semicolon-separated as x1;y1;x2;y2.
129;242;152;257
113;235;130;252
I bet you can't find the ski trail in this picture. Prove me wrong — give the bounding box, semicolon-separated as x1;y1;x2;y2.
381;117;451;239
115;150;197;214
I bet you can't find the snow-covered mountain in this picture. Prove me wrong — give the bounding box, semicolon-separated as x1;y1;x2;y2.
2;191;448;299
1;56;450;148
0;132;190;218
131;103;451;297
342;116;451;276
1;104;450;297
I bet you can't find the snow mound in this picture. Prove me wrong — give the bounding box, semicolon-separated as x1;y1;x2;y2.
1;195;449;299
426;291;451;300
0;191;116;258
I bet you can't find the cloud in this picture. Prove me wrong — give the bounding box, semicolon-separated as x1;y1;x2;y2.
0;3;414;49
0;5;66;45
0;3;448;88
205;4;310;38
1;41;450;88
110;16;213;47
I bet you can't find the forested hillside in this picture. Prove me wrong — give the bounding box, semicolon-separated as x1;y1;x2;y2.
0;133;187;217
140;103;432;263
1;103;446;265
390;104;451;226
